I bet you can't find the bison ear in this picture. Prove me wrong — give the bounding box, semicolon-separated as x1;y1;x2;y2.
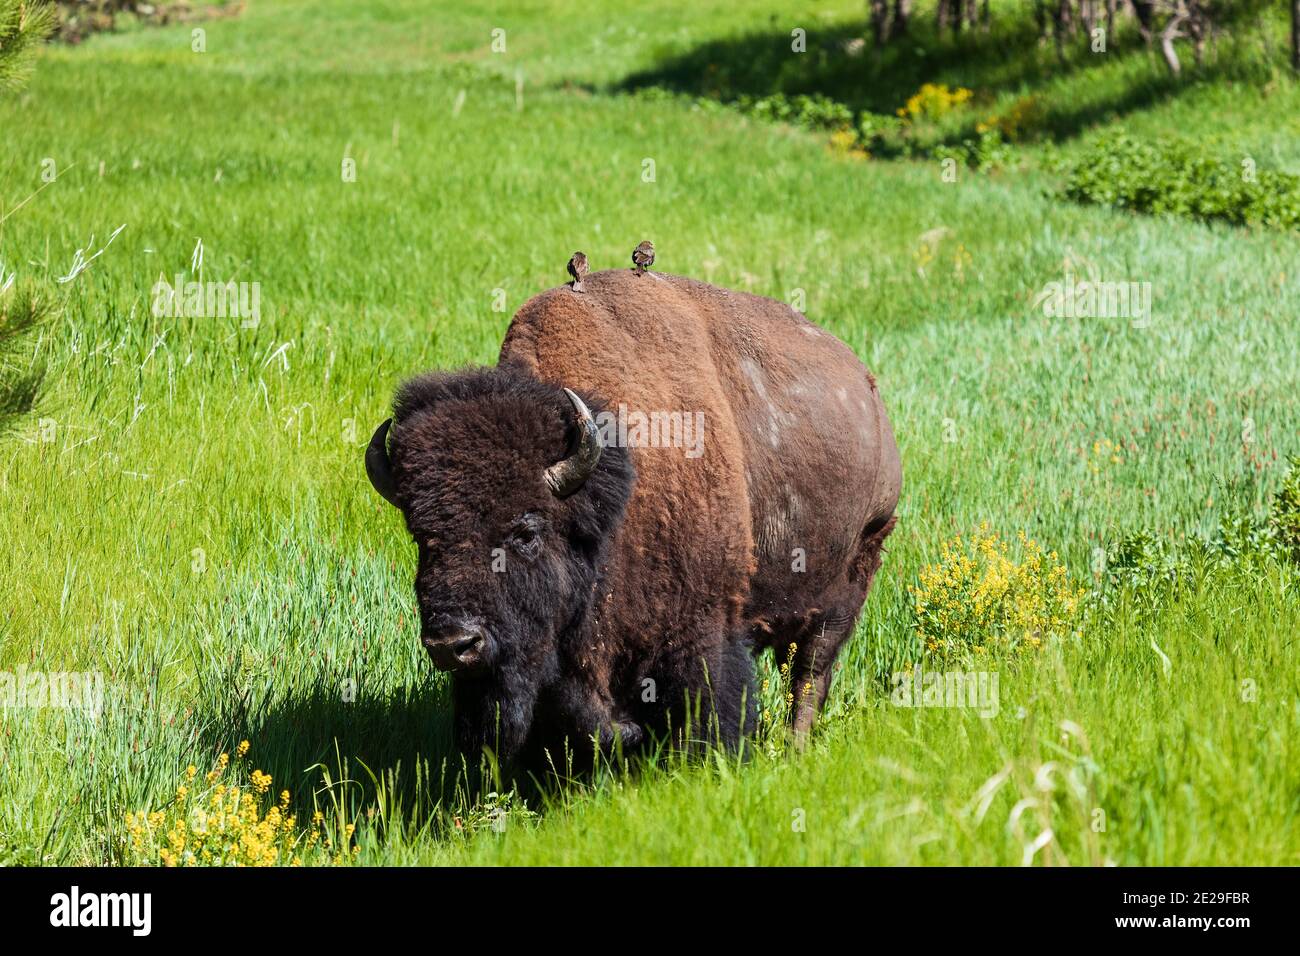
544;388;602;498
365;419;401;507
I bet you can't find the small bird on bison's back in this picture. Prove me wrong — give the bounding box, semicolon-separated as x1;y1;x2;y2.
631;240;654;276
567;252;589;292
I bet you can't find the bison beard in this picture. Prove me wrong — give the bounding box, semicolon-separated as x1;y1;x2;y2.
367;269;900;775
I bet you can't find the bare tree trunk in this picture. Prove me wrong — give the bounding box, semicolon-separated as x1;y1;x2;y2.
1106;0;1117;41
1036;0;1052;45
890;0;912;38
1292;0;1300;71
980;0;991;31
1187;0;1207;66
937;0;953;33
1134;0;1155;47
869;0;890;46
1160;7;1187;74
1054;0;1073;58
1081;0;1097;38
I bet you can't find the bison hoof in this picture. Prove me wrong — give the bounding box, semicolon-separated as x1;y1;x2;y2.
602;720;643;749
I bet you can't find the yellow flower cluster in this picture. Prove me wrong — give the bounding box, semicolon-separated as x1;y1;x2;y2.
1086;438;1124;475
977;94;1045;142
758;642;804;732
827;128;869;161
914;240;973;280
897;83;973;122
122;742;355;867
908;524;1085;659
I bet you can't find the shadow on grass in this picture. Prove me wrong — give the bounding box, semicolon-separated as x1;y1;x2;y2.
195;677;479;831
615;14;1274;144
192;674;624;829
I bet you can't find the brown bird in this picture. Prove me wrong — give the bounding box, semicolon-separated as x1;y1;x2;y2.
567;251;589;292
631;240;654;276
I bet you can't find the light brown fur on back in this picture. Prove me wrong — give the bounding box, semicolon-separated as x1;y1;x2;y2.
500;269;901;728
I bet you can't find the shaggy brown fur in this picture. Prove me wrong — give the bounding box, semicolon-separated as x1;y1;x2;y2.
375;268;900;770
501;269;901;739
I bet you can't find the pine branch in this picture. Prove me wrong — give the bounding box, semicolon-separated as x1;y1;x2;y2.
0;1;57;95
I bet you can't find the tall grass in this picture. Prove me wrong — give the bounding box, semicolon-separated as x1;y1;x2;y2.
0;0;1296;865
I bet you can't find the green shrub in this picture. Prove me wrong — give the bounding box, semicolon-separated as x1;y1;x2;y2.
732;92;855;132
1098;456;1300;616
857;112;910;156
934;128;1013;173
981;94;1047;143
1060;134;1300;231
1271;455;1300;563
636;84;1016;172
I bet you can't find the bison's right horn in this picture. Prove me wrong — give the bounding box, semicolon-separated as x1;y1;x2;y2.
365;419;401;508
544;388;602;498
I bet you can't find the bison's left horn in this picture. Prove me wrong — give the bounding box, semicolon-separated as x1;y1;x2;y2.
544;388;602;498
365;418;401;508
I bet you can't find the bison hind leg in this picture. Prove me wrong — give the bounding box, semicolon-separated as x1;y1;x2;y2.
789;513;898;738
786;615;855;738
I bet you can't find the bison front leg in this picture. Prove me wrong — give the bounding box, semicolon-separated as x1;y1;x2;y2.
554;675;644;754
452;674;541;769
641;637;758;754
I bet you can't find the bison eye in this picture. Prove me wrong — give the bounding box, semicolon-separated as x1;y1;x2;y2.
508;514;545;560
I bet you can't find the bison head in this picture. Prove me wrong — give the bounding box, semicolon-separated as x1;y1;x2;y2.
364;368;633;764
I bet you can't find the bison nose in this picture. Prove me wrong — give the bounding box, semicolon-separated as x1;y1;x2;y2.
422;625;487;673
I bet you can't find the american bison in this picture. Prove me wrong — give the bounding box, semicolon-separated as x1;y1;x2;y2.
365;268;900;770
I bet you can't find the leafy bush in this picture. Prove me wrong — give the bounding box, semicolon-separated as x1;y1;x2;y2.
1269;455;1300;562
1097;456;1300;616
981;94;1047;143
636;81;1014;172
934;128;1013;172
826;126;869;160
859;83;1012;170
858;112;909;156
908;525;1085;660
1097;529;1195;615
1060;134;1300;231
731;91;855;132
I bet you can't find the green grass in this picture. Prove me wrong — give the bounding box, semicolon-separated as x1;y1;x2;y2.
0;0;1297;865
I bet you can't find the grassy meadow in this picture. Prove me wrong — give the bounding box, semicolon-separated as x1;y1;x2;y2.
0;0;1297;865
